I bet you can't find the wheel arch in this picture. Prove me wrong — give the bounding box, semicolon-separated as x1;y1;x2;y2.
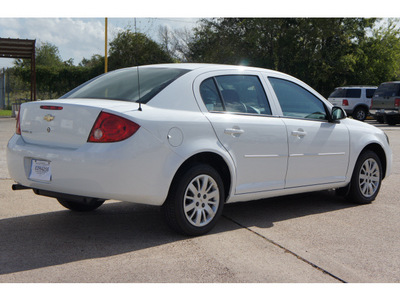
168;152;233;202
360;143;387;179
353;103;369;111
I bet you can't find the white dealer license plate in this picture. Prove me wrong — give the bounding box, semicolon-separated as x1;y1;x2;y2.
29;159;52;182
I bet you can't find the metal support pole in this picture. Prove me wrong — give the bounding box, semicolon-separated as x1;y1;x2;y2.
105;18;108;73
0;68;5;109
31;40;36;101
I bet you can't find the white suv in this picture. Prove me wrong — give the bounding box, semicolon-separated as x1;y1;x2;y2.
328;86;377;121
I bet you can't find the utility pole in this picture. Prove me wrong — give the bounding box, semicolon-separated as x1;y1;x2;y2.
105;17;108;73
0;68;5;110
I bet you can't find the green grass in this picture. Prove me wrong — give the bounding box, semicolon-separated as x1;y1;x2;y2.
0;110;12;117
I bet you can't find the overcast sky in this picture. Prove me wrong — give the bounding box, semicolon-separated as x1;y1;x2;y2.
1;0;399;69
0;18;200;69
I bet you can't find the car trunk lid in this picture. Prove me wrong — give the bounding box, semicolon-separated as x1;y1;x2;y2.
19;99;139;149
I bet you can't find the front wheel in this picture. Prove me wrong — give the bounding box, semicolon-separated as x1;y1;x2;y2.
163;164;225;236
57;198;105;212
346;150;382;204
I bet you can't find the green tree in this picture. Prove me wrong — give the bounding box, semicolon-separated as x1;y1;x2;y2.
351;20;400;86
108;30;173;70
13;42;99;99
79;54;105;78
187;18;397;97
14;42;64;68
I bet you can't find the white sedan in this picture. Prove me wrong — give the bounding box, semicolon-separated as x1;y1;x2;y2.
7;64;392;235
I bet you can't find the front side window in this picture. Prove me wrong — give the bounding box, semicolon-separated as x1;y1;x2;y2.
63;67;189;103
200;75;272;115
269;77;327;120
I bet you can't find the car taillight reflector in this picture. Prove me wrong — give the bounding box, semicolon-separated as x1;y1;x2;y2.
88;112;140;143
395;98;400;108
370;98;374;109
40;105;63;110
342;99;349;106
16;111;21;135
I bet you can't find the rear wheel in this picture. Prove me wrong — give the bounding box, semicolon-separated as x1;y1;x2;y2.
346;150;382;204
386;115;398;126
163;164;225;236
352;107;367;121
376;116;384;124
57;198;105;212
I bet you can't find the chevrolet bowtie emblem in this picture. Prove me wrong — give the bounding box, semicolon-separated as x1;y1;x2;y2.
43;114;55;122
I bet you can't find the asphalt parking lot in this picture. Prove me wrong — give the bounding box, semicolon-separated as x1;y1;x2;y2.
1;117;399;283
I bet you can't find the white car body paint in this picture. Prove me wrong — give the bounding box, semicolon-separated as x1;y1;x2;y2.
7;64;392;209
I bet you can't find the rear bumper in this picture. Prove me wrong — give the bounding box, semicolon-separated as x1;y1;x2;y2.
7;132;182;206
370;109;400;116
343;108;353;115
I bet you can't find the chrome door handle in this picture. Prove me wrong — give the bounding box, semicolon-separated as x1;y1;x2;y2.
291;130;307;137
224;128;244;137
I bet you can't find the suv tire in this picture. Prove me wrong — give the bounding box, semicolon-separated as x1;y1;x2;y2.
353;107;367;121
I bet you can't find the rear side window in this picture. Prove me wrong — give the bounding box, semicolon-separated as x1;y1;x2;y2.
345;89;361;98
329;88;361;98
200;75;272;115
329;89;346;98
200;78;225;112
366;89;376;98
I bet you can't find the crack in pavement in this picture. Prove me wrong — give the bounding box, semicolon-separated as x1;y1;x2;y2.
223;214;347;283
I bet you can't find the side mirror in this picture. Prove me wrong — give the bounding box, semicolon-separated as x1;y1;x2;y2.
331;106;347;122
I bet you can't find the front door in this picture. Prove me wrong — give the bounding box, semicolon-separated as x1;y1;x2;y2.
267;76;349;188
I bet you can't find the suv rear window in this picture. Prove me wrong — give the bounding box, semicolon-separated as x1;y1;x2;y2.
374;83;400;98
62;67;189;103
329;88;361;98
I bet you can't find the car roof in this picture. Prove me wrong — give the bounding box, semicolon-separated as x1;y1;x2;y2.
136;63;291;75
379;81;400;84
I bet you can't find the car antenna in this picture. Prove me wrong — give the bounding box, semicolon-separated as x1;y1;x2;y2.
137;65;142;111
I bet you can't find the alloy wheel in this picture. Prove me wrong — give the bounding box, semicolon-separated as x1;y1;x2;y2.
358;158;380;197
183;174;220;227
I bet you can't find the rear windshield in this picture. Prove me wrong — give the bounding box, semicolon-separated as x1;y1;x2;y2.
329;88;361;98
62;67;189;103
374;83;400;98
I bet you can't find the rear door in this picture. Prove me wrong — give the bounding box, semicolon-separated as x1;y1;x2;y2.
193;71;288;194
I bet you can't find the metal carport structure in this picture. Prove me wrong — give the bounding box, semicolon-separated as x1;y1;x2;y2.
0;38;36;102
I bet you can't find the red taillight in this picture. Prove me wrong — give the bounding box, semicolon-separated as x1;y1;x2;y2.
88;112;140;143
395;98;400;108
16;111;21;135
40;105;63;110
370;98;374;109
342;99;349;106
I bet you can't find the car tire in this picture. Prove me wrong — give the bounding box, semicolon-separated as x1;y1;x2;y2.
385;115;397;126
163;164;225;236
353;107;367;121
346;150;382;204
376;116;384;124
57;198;105;212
